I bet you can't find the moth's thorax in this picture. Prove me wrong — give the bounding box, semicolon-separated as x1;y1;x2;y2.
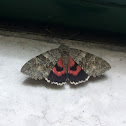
58;45;70;55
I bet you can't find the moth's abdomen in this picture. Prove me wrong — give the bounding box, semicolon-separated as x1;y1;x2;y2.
61;55;69;73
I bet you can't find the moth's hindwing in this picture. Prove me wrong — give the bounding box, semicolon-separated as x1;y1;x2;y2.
45;57;67;85
69;48;111;77
68;57;90;85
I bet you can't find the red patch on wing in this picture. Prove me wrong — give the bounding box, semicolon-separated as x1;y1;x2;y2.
68;57;81;76
57;57;64;68
52;57;66;76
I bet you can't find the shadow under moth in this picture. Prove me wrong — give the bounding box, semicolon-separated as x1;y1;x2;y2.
21;45;111;85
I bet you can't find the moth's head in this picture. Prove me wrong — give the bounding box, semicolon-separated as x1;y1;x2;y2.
58;44;70;55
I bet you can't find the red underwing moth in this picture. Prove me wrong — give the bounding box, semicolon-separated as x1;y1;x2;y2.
21;45;111;85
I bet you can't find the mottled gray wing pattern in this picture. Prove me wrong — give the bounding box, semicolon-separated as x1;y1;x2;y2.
69;48;111;77
21;48;61;80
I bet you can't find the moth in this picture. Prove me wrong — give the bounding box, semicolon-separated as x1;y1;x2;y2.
21;45;111;85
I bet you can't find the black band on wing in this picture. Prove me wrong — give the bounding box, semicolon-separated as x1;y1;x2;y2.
70;62;78;71
48;71;66;83
47;64;66;84
55;64;63;71
68;69;88;82
68;62;88;83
